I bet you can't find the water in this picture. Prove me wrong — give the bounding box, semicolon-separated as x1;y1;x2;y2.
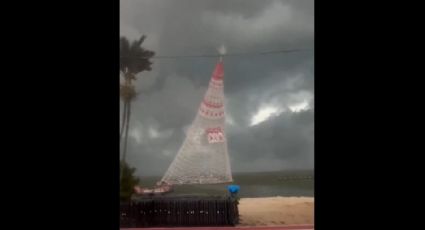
138;170;314;198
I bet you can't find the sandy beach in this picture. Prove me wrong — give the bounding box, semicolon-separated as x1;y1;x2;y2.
238;197;314;226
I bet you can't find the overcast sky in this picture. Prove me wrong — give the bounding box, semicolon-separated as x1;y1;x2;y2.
120;0;314;176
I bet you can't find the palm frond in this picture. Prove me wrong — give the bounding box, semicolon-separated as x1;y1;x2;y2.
120;35;155;75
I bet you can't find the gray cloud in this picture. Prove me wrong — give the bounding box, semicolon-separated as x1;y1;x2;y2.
120;0;314;176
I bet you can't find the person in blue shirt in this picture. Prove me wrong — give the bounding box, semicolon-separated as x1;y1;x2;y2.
227;185;240;198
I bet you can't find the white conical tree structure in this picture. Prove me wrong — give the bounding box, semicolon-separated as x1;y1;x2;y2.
160;58;233;185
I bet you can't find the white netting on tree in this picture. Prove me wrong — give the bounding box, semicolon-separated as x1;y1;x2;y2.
160;60;233;185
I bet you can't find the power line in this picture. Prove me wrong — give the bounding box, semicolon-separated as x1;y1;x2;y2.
121;48;313;60
153;48;311;59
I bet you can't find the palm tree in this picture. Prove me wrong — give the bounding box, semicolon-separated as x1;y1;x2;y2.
120;35;155;163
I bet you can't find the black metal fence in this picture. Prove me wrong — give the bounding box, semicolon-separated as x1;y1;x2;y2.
120;196;239;228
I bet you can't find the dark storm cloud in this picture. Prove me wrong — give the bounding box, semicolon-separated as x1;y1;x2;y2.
120;0;314;176
228;109;314;172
